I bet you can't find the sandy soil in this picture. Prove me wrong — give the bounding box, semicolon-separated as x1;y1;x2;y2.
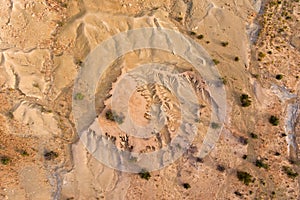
0;0;299;199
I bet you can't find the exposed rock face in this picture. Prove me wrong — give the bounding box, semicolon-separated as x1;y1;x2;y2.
4;50;50;98
13;101;61;136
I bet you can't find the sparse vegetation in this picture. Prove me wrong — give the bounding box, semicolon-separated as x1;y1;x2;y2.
105;109;125;124
255;159;269;169
182;183;191;189
269;115;279;126
239;136;248;145
139;169;151;180
234;191;242;197
175;17;183;22
242;155;248;160
234;56;239;61
18;149;29;156
197;34;204;39
211;122;220;129
75;59;83;66
74;93;85;100
282;166;298;179
237;171;253;185
212;59;220;65
240;94;251;107
190;31;196;36
44;151;58;161
217;165;225;172
6;111;14;119
250;132;258;139
0;156;10;165
220;77;227;85
274;152;281;156
276;74;283;80
32;83;39;88
258;52;266;58
221;41;229;47
258;52;266;61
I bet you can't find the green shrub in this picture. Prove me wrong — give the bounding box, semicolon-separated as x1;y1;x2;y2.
74;93;84;100
44;151;58;160
234;191;242;197
217;165;225;172
258;52;266;58
220;77;227;85
269;116;279;126
105;109;124;124
175;17;183;22
182;183;191;189
274;152;281;156
234;56;239;61
282;166;298;179
250;132;258;139
211;122;220;129
255;159;269;169
221;41;229;47
139;170;151;180
237;171;253;185
0;156;10;165
197;35;204;39
240;94;251;107
239;136;248;145
276;74;283;80
18;149;29;156
212;59;220;65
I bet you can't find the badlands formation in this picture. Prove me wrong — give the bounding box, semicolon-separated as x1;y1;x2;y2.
0;0;299;199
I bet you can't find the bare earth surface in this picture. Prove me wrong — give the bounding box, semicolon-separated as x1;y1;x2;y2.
0;0;300;199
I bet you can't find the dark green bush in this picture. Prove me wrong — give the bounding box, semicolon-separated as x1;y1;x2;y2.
0;156;10;165
18;149;29;156
237;171;253;185
105;109;124;124
221;41;229;47
276;74;283;80
234;56;239;61
212;59;220;65
234;191;242;197
197;35;204;39
255;159;269;169
44;151;58;160
239;136;248;145
217;165;225;172
250;132;258;139
258;52;266;58
269;116;279;126
282;166;298;179
211;122;220;129
183;183;191;189
139;170;151;180
240;94;251;107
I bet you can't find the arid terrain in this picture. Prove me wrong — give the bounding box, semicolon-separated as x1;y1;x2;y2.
0;0;299;199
